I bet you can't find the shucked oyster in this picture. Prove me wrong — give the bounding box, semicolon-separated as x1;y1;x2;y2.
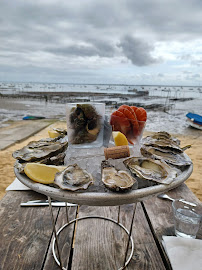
141;145;192;168
101;160;135;191
123;157;177;186
54;164;94;191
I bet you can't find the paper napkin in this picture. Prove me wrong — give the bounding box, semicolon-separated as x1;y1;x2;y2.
162;236;202;270
6;178;30;191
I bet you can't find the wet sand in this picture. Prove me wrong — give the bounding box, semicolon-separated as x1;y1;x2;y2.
0;121;202;201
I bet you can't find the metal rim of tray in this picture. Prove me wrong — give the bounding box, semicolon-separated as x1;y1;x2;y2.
14;158;193;206
52;216;134;270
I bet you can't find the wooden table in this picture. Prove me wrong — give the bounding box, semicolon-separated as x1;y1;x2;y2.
0;184;201;270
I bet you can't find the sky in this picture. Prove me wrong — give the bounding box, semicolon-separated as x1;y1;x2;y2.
0;0;202;85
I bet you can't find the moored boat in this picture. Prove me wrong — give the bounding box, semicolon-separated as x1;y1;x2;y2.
186;112;202;130
23;115;46;120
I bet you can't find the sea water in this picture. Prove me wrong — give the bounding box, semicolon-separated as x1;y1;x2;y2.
174;208;201;238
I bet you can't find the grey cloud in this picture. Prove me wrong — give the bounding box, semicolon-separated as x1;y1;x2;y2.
185;73;201;80
191;59;202;66
183;71;192;74
118;36;160;66
126;0;202;40
46;39;115;58
179;54;193;61
0;63;103;83
192;74;200;78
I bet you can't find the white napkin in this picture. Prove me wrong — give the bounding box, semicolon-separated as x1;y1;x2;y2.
162;236;202;270
6;178;30;191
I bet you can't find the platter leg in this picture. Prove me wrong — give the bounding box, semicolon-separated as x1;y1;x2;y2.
48;196;65;270
117;205;121;223
122;203;137;269
65;202;69;223
52;215;134;270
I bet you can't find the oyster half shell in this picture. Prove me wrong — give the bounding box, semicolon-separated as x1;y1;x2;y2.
13;139;68;162
150;131;180;145
141;145;192;168
54;164;94;191
142;135;183;153
101;160;135;191
123;157;177;185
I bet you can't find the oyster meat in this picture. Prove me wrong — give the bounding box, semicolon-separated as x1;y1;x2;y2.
54;164;94;191
141;145;192;168
123;157;177;187
101;160;135;191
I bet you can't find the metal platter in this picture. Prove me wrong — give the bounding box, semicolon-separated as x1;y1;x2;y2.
14;154;193;206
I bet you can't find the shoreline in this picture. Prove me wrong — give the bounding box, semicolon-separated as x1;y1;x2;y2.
0;120;201;201
0;91;167;111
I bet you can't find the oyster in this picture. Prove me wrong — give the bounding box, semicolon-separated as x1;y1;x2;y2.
142;135;183;153
54;164;94;191
15;152;66;173
101;160;135;191
141;145;192;168
68;104;101;144
123;157;177;186
150;131;180;145
13;139;68;162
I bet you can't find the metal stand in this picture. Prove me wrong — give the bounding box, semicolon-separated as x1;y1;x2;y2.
48;197;137;270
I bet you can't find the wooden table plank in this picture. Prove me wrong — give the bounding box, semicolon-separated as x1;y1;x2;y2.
72;206;121;270
120;203;166;270
0;191;57;270
71;204;166;270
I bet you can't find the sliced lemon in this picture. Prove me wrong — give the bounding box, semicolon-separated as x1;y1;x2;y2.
48;130;60;138
112;131;128;146
24;163;66;184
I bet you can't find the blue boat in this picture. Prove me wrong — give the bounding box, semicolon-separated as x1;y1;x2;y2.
23;115;46;120
186;113;202;130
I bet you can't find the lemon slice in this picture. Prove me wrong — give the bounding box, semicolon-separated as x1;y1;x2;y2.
112;131;128;146
48;130;60;138
24;163;66;184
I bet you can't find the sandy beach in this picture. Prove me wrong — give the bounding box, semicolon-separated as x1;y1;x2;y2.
0;119;201;201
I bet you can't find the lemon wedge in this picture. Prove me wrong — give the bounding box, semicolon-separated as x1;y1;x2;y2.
24;163;66;184
48;130;60;138
112;131;128;146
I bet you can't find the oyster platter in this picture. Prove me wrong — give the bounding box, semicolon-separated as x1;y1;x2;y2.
14;103;193;206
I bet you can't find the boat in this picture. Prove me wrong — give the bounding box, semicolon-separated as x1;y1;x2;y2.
186;113;202;130
23;115;46;120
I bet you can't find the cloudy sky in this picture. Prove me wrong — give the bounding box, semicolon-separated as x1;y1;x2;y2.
1;0;202;85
